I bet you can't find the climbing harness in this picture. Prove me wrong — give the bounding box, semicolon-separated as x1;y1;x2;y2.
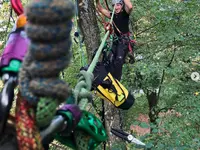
112;22;136;52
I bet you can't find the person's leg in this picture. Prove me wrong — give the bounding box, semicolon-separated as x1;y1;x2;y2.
111;41;128;81
104;42;117;73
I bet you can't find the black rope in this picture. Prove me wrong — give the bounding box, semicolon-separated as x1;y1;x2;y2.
10;8;15;23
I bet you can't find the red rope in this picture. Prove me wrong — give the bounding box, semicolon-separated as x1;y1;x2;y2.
10;0;23;16
15;93;43;150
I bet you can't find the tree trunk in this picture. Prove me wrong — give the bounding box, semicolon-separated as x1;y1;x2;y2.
147;89;158;124
78;0;101;62
78;0;124;149
104;101;126;149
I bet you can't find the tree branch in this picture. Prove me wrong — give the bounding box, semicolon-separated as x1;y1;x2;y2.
167;37;176;67
157;69;165;100
158;107;174;113
136;22;161;36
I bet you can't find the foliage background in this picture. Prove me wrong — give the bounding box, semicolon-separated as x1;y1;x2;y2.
0;0;199;149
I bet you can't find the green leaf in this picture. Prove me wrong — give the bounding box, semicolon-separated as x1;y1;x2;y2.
140;122;149;128
146;142;154;149
152;128;158;133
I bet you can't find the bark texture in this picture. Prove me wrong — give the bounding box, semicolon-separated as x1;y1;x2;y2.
78;0;101;62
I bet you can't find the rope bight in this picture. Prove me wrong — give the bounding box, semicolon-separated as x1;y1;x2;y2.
16;0;75;149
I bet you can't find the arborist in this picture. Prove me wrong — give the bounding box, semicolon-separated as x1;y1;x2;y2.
97;0;133;81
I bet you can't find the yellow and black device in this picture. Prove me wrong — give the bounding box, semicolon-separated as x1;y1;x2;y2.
91;63;134;110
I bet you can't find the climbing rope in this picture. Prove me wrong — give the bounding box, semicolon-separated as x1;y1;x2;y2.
15;93;43;150
17;0;74;149
0;0;117;149
73;4;116;110
14;1;115;149
68;7;116;149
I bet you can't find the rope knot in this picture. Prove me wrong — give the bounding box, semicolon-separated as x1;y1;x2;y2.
73;70;94;104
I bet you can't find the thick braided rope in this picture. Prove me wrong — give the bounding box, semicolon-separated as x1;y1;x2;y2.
18;0;74;128
16;0;75;148
15;93;43;150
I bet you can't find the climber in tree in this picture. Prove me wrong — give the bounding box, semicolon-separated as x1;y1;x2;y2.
97;0;133;81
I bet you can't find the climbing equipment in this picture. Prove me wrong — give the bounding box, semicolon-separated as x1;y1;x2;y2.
96;0;136;54
0;13;29;136
0;1;130;150
16;0;107;149
0;75;17;135
16;14;27;28
10;0;23;16
72;4;116;109
81;62;135;109
112;0;124;6
0;19;29;74
15;94;44;150
14;0;75;149
56;110;107;150
94;71;134;109
104;0;111;11
112;22;136;52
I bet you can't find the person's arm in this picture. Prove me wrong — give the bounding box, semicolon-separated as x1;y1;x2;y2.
96;0;111;18
124;0;133;14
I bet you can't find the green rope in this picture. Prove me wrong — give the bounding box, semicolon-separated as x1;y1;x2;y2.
74;5;116;110
88;5;115;73
73;70;93;109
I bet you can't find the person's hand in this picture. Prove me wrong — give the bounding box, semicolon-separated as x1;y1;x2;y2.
104;22;112;32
